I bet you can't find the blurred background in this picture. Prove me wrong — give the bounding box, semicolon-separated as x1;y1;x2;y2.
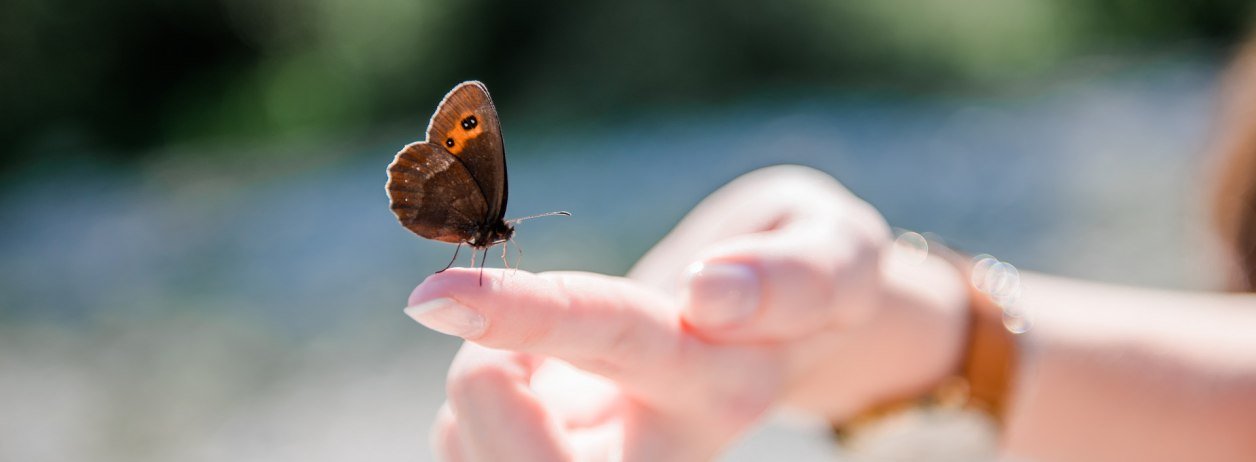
2;1;1254;460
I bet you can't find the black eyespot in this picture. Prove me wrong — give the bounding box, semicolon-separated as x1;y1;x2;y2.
461;115;478;130
445;138;455;147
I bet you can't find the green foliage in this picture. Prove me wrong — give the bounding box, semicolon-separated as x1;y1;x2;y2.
1;0;1252;167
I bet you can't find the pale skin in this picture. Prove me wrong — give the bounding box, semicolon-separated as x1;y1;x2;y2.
405;165;1256;461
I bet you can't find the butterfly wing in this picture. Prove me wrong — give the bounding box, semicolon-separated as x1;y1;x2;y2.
425;81;509;222
386;142;489;243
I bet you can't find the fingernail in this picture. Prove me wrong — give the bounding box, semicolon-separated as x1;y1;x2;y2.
682;262;760;328
404;298;487;339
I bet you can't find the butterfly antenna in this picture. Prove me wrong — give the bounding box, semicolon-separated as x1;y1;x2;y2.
436;242;462;273
507;211;571;225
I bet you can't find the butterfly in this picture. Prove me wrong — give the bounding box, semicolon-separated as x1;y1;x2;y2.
386;81;568;284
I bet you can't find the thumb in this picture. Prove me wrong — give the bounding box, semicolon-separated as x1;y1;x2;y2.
680;218;884;342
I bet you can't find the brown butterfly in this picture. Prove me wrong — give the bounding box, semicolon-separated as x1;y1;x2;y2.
386;81;568;283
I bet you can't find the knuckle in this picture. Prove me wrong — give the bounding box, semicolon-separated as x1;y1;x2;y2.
446;355;520;407
576;309;658;377
773;251;839;301
430;416;459;459
748;164;829;185
599;312;645;360
694;349;781;427
713;387;775;428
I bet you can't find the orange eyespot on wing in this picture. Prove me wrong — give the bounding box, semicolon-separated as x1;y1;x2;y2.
443;111;485;155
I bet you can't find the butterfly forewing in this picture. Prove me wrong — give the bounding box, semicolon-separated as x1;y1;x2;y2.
425;81;509;222
386;142;489;243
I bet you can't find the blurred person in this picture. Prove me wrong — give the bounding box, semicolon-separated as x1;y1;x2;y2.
404;34;1256;462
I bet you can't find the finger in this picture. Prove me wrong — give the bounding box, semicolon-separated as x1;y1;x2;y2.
407;268;695;402
679;208;886;342
430;404;466;462
529;359;621;427
445;343;572;462
629;165;854;293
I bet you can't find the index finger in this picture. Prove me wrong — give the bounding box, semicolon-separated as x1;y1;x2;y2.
406;268;700;404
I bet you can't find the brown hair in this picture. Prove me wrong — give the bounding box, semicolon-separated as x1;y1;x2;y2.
1213;32;1256;291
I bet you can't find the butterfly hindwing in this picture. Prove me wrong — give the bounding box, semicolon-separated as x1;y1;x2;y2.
425;81;509;222
386;142;489;243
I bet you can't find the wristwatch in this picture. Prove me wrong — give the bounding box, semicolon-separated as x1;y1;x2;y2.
833;232;1025;446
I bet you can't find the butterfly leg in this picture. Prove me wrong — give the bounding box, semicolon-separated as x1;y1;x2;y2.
500;240;511;270
436;242;462;273
478;246;490;286
507;236;523;275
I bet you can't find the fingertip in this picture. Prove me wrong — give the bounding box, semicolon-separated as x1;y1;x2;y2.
681;260;762;330
409;267;545;305
407;269;551;339
408;268;480;306
405;297;487;339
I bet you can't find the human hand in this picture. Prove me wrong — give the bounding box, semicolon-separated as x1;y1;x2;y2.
415;269;784;461
628;165;969;417
413;165;969;461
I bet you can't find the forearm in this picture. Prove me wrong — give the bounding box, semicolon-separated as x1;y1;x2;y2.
1004;273;1256;461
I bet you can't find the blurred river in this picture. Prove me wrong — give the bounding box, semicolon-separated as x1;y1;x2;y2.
0;55;1227;461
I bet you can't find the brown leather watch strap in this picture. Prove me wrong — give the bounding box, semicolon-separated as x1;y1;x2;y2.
960;276;1019;422
934;242;1022;424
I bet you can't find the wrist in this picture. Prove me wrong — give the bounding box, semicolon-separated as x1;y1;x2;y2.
832;236;1027;446
777;248;968;420
870;245;972;408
